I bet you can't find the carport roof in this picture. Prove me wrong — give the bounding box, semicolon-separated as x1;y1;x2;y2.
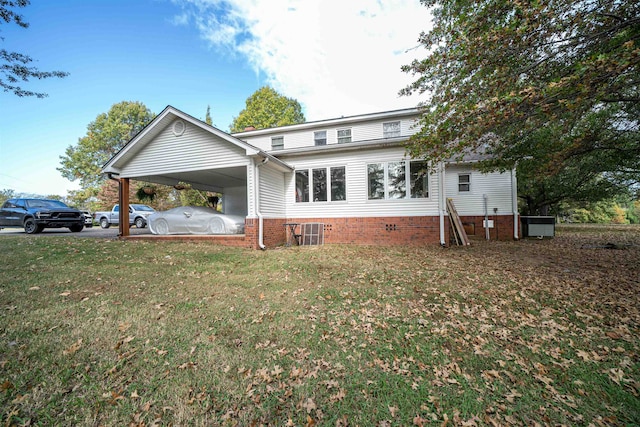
101;105;293;176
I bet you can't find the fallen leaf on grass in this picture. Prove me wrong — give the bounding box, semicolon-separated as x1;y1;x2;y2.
178;362;196;370
118;322;132;332
63;339;82;356
29;286;40;291
306;414;316;427
608;368;626;385
302;397;317;413
413;415;426;426
330;388;346;402
1;380;14;391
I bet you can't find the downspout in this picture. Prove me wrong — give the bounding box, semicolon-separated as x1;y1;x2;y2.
511;167;519;240
255;157;269;250
438;162;446;247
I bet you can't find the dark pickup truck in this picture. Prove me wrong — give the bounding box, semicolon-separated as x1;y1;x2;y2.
0;198;85;234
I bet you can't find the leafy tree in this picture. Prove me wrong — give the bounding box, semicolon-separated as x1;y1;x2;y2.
0;188;15;205
230;86;305;132
402;0;639;205
94;180;177;211
58;101;155;196
1;0;69;98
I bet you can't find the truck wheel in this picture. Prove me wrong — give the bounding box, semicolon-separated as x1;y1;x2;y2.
100;218;110;229
69;224;84;232
24;218;42;234
135;217;146;228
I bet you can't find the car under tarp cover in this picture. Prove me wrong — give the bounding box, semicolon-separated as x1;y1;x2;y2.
148;206;245;235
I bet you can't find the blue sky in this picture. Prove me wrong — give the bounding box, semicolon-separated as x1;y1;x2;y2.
0;0;430;196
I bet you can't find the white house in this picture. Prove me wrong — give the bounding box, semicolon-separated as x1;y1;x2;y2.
101;106;519;248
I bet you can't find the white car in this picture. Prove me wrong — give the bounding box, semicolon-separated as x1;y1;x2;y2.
82;211;93;227
148;206;245;235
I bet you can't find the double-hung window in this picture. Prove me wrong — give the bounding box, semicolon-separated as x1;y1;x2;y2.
458;174;470;192
383;121;401;138
314;131;327;146
337;128;351;144
295;166;346;202
367;160;429;200
271;136;284;151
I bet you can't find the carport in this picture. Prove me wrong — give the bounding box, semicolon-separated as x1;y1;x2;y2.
101;106;292;248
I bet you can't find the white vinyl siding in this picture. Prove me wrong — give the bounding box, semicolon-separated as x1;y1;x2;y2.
281;147;439;218
445;165;513;216
120;121;250;177
235;115;420;152
259;165;286;216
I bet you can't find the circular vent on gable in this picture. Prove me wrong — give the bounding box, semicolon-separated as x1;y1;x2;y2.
172;120;186;136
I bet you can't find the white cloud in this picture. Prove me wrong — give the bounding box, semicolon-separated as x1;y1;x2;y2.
172;0;430;120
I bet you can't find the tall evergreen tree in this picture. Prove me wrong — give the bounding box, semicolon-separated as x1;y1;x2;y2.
205;105;212;126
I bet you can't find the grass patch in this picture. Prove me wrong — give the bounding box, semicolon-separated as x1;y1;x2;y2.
1;225;639;425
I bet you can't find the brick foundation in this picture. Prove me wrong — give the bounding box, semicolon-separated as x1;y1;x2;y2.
125;215;517;249
276;216;442;246
456;215;517;242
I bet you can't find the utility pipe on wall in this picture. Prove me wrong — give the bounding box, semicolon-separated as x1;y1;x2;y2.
483;194;490;241
511;168;519;240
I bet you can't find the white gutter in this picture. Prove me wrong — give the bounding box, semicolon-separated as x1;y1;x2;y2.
438;162;446;247
254;157;268;250
511;167;519;240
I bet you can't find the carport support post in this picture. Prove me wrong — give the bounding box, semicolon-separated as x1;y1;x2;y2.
119;178;130;237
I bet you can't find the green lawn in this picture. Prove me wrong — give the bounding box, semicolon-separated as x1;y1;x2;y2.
1;225;638;426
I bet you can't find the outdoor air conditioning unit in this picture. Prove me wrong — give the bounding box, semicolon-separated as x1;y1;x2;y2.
520;216;555;238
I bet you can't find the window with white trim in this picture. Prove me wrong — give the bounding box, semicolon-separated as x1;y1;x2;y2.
458;173;470;192
367;160;429;200
295;170;309;202
383;121;401;138
271;136;284;151
314;131;327;146
337;128;351;144
295;166;346;202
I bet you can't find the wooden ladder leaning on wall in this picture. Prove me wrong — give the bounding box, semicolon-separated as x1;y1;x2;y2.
446;198;471;246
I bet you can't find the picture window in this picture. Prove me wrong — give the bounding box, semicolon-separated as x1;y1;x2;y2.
367;160;429;200
295;166;346;202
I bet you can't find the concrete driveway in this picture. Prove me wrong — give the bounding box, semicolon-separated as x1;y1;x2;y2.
0;225;152;238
